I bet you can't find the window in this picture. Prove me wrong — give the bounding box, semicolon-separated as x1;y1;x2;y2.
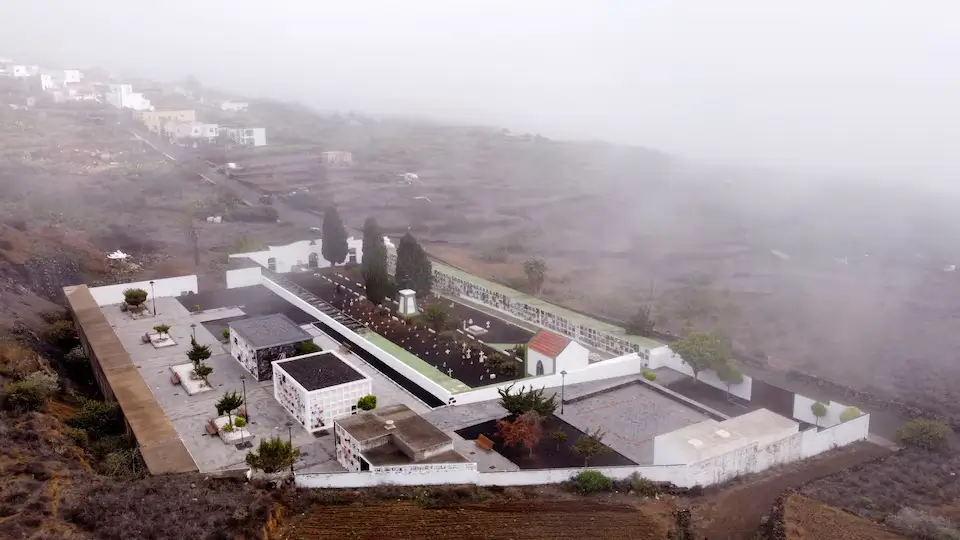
267;257;277;271
536;360;544;376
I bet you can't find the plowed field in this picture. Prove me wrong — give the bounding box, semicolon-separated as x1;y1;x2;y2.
784;494;906;540
279;499;675;540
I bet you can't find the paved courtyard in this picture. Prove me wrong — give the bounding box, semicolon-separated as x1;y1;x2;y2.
105;296;431;474
557;382;710;465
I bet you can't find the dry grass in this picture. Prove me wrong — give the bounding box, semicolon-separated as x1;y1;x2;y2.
783;494;906;540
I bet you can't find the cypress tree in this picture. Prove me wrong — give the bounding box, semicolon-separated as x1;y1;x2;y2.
395;231;432;294
361;217;392;303
321;205;348;265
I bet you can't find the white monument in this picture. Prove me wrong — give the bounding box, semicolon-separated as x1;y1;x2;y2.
398;289;418;315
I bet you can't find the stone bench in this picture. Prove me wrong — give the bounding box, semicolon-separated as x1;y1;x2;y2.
205;420;218;436
475;434;494;451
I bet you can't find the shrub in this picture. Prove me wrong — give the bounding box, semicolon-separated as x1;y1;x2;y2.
24;371;59;395
626;472;659;497
89;435;129;460
100;448;145;479
513;344;527;361
64;346;88;364
0;341;40;379
193;363;213;380
222;424;235;433
122;288;148;307
642;369;657;381
245;436;300;473
3;379;50;412
570;470;613;494
886;507;960;540
222;328;230;339
497;384;558;416
358;395;377;411
234;416;247;428
898;419;952;451
840;406;862;423
296;341;321;354
67;428;89;448
68;399;123;438
45;320;77;346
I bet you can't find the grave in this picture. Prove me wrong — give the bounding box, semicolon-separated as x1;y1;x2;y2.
170;363;213;395
398;289;418;316
213;415;254;445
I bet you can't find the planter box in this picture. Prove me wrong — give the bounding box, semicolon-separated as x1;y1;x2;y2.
149;333;177;349
214;415;253;445
170;363;212;395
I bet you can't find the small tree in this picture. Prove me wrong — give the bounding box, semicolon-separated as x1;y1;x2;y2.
897;419;951;451
523;258;547;296
422;304;449;331
496;411;543;457
215;391;244;423
321;205;349;266
572;428;609;467
839;406;862;423
245;436;300;474
186;338;212;367
625;305;655;337
670;331;732;384
810;402;828;427
123;288;148;308
357;395;377;411
552;430;568;451
152;324;171;338
497;384;558;417
194;363;213;380
716;362;744;399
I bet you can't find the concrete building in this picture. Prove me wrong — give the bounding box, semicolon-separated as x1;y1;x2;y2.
63;69;82;84
334;404;470;473
39;73;54;90
227;236;364;275
321;150;354;166
229;314;315;381
273;351;372;432
135;109;196;133
106;84;152;110
220;100;249;112
221;126;267;147
164;120;219;143
525;330;590;376
12;65;29;77
652;408;799;466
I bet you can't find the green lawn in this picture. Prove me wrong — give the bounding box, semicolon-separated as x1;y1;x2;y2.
362;331;471;393
487;343;518;353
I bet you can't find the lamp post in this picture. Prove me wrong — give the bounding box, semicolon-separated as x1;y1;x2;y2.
190;323;196;339
149;280;156;315
560;370;567;414
240;375;249;423
285;421;295;476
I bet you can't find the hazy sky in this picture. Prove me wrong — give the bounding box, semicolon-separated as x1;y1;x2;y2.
3;1;959;184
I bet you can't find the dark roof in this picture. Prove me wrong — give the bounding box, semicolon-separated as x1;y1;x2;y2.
179;285;318;325
276;351;367;391
229;313;312;348
528;329;571;358
336;404;451;451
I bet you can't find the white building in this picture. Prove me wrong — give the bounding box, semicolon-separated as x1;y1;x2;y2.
273;351;372;432
227;236;364;274
334;404;472;473
220;100;249;112
220;126;266;147
525;329;590;376
321;150;354;166
229;314;315;381
653;408;800;466
39;73;54;90
105;83;152;110
165;120;219;142
63;69;82;84
12;65;29;77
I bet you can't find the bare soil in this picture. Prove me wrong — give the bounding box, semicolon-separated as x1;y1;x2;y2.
783;494;907;540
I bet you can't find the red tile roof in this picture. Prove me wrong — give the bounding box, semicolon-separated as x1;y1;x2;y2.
527;330;571;358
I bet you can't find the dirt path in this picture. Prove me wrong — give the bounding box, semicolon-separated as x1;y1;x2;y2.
690;441;891;539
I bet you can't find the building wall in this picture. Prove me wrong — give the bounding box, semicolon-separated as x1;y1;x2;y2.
230;331;259;376
39;73;54;90
647;349;753;400
307;377;371;431
63;69;82;84
274;363;308;427
335;424;362;471
226;266;262;288
800;413;870;456
526;349;555;377
88;275;198;307
136;109;197;133
556;342;590;372
793;394;855;428
230;237;363;273
254;342;303;381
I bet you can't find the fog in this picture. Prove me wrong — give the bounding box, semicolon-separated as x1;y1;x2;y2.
3;1;959;185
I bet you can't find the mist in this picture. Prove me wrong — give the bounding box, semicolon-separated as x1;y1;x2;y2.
2;0;959;185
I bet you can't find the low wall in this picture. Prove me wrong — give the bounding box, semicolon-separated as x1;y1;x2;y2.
261;276;453;405
793;394;855;428
800;413;870;457
450;353;646;406
226;266;262;289
88;275;198;307
649;349;753;400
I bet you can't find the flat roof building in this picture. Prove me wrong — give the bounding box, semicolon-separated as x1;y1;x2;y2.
229;313;314;381
334;404;471;473
274;351;372;432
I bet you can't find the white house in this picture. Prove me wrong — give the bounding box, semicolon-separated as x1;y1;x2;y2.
39;73;54;90
273;351;372;432
228;236;364;275
229;314;315;381
165;120;219;142
220;126;266;147
220;100;249;112
334;404;472;473
525;329;590;376
321;151;354;166
105;84;151;110
63;69;82;84
12;65;29;78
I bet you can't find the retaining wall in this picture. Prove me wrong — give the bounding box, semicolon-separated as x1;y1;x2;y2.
88;275;198;307
225;266;262;289
800;413;870;456
793;394;856;428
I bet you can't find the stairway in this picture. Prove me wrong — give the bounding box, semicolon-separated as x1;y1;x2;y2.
263;270;366;332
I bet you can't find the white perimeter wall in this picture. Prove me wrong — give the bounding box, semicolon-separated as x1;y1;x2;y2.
793;394;855;428
88;275;198;307
226;266;262;289
261;275;454;404
229;237;363;273
296;415;868;490
648;348;753;400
